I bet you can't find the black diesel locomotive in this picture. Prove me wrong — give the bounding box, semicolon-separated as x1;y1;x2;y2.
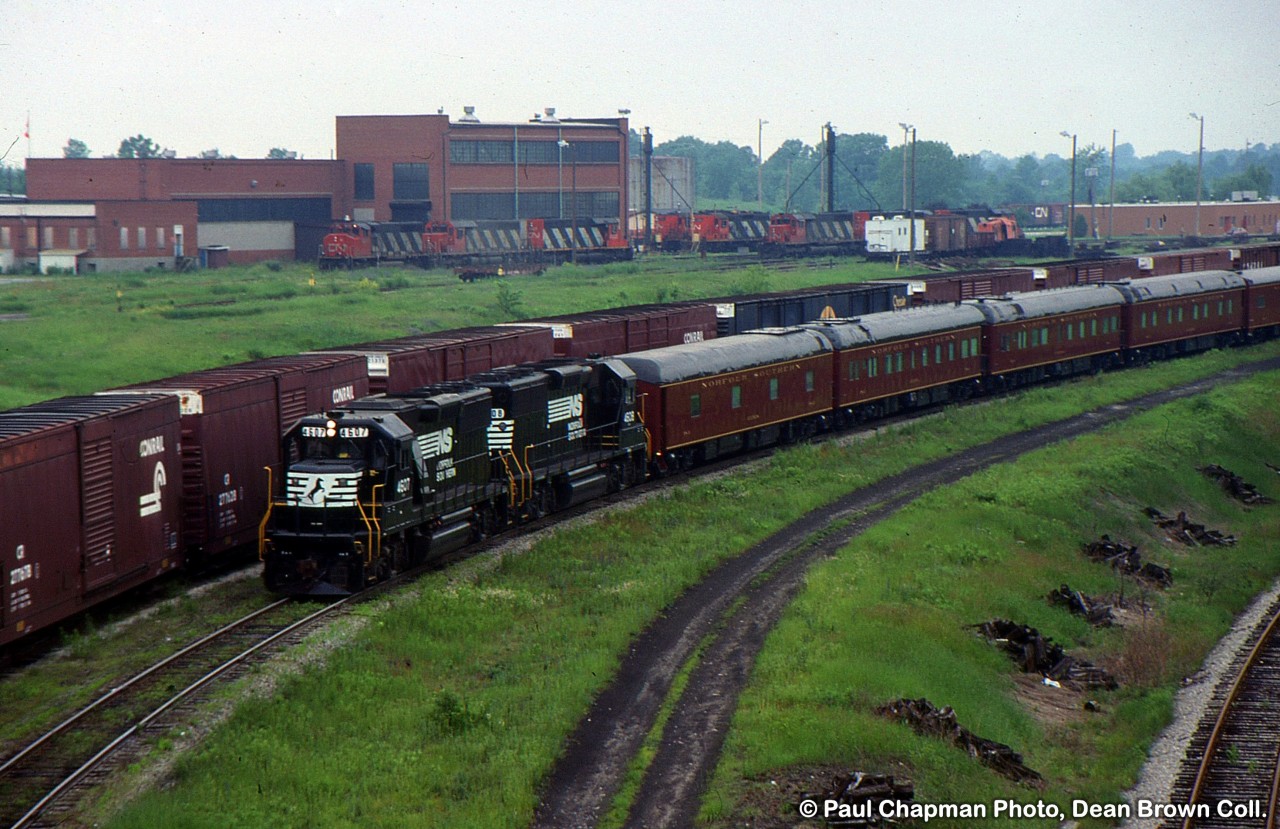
260;358;646;594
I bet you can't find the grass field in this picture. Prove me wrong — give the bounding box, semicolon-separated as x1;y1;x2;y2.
0;257;910;409
86;344;1280;829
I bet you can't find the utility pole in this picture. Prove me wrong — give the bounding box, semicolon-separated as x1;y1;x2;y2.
1190;113;1204;239
908;126;917;265
757;118;768;211
644;126;653;252
825;123;836;213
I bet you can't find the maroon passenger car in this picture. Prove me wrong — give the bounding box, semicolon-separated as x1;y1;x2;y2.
1240;265;1280;337
618;328;834;469
968;285;1126;385
1110;272;1246;359
804;304;988;420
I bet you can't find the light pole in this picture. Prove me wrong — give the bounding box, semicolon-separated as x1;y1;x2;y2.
898;122;912;211
558;139;578;263
908;126;917;264
1189;113;1204;239
1060;131;1076;253
757;118;768;211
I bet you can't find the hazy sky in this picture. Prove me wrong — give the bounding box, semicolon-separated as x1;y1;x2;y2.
4;1;1276;166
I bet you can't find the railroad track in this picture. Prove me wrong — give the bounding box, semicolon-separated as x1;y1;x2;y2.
0;597;350;829
1166;595;1280;829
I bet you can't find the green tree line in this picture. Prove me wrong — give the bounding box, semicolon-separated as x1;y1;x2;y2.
630;130;1278;217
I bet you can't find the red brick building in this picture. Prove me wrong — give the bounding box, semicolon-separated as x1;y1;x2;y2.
4;109;630;273
335;109;629;226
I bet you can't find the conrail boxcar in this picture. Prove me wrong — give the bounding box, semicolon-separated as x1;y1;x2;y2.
968;285;1127;384
1110;271;1247;359
1;395;183;647
618;327;835;470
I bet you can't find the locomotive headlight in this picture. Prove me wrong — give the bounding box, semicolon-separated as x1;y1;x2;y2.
326;419;337;438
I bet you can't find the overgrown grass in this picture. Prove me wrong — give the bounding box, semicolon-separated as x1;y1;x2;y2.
0;258;907;409
701;378;1280;827
96;346;1280;828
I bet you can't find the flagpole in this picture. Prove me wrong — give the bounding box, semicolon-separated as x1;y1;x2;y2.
26;111;31;159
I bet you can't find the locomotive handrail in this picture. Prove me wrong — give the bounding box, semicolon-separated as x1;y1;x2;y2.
257;465;274;561
354;484;383;567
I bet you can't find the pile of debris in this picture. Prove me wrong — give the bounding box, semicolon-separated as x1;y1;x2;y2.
1199;464;1273;505
1047;584;1115;627
875;698;1042;785
1143;507;1237;546
799;772;915;828
1083;536;1173;587
974;619;1118;691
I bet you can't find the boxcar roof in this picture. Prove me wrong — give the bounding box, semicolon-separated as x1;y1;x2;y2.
806;304;988;348
967;284;1126;325
1109;270;1247;302
619;328;830;385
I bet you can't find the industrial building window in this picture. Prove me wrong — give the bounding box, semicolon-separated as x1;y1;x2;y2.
450;140;514;164
43;226;54;248
354;163;375;201
452;192;516;220
86;227;96;249
137;227;147;249
0;227;8;248
69;228;78;248
690;394;701;418
732;386;742;408
197;198;332;222
393;163;430;201
119;226;128;250
156;227;165;251
571;141;621;163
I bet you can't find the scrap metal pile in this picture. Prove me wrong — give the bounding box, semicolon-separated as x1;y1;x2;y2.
1047;584;1115;627
1198;464;1274;505
1143;507;1237;546
1083;536;1173;587
973;619;1118;690
799;772;916;828
875;698;1042;785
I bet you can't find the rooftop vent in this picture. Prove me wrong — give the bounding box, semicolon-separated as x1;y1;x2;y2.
542;107;559;123
458;106;479;123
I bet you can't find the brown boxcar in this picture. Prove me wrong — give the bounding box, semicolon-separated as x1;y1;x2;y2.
235;353;371;429
1110;271;1247;357
968;285;1127;381
513;302;718;358
905;268;1039;305
617;328;833;467
1242;266;1280;335
114;368;286;559
1237;242;1280;271
315;325;554;394
804;304;988;418
1;394;182;646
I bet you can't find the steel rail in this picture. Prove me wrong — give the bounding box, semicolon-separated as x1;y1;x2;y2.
0;597;290;777
1181;604;1280;829
9;597;342;829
